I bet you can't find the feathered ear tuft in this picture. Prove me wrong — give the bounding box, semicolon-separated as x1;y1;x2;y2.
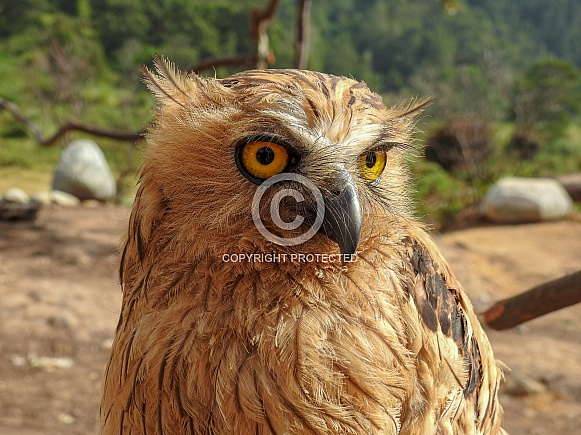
141;56;202;107
392;97;433;121
381;97;432;151
389;96;433;134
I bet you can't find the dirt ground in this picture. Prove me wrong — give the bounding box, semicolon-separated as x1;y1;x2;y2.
0;204;579;435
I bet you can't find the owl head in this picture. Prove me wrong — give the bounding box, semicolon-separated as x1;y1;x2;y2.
134;58;428;267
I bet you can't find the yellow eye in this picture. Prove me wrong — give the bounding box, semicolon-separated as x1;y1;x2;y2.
360;148;387;184
237;141;290;182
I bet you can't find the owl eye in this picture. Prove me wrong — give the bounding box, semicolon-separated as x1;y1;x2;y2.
360;148;387;184
236;140;293;183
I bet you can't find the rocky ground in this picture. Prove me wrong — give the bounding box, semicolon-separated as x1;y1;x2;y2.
0;205;579;434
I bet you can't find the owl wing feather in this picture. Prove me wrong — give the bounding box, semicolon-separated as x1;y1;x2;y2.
402;229;506;434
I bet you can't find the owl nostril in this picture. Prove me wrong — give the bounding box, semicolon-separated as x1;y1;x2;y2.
329;184;351;198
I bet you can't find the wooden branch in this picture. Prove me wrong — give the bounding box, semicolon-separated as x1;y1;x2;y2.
252;0;280;68
0;96;144;147
295;0;312;69
482;270;581;330
186;0;280;74
40;121;144;147
251;0;280;34
188;54;257;75
0;96;44;143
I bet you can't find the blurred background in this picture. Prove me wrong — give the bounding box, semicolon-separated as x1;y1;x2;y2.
1;0;580;224
0;1;580;434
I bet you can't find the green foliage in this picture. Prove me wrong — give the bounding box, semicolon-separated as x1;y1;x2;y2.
412;160;472;226
90;0;265;71
511;57;581;139
466;0;581;68
502;124;581;177
0;136;61;168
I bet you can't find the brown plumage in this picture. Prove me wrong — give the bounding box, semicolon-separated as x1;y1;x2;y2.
100;58;506;434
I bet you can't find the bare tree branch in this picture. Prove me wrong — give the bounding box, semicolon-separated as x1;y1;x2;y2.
187;0;280;74
189;55;257;75
251;0;279;69
482;270;581;330
250;0;279;69
295;0;312;69
40;121;144;147
0;96;144;147
0;96;44;144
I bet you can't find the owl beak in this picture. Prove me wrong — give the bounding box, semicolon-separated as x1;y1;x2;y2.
320;176;362;261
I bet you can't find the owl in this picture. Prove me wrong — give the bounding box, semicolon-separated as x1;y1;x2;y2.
100;58;506;434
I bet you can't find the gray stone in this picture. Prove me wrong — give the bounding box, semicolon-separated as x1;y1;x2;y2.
52;139;117;201
28;355;74;371
50;190;81;207
3;187;30;204
481;177;573;223
31;191;51;205
0;188;38;221
32;190;81;207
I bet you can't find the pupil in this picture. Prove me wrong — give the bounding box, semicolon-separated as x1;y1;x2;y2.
256;147;275;165
366;152;377;168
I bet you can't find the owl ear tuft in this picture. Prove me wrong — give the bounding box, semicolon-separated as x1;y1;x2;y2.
392;97;433;121
382;97;432;148
142;56;206;107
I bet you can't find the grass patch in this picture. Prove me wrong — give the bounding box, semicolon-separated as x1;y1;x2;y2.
0;136;62;168
0;165;54;194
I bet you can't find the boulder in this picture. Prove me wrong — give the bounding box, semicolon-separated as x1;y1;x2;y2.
3;187;30;204
30;191;51;205
31;190;81;207
50;190;82;207
481;177;573;223
52;139;117;201
0;188;39;221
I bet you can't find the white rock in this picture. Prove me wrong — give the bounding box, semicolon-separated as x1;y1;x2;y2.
3;187;30;204
481;177;573;223
31;191;51;205
28;355;74;371
10;355;27;367
31;191;80;206
50;190;81;207
58;413;76;425
52;139;117;201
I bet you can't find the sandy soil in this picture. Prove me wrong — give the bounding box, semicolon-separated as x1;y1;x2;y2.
0;205;579;434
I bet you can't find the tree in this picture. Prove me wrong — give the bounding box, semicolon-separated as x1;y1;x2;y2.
509;57;581;157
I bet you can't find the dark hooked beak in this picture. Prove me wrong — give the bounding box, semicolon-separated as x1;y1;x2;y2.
318;172;362;260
